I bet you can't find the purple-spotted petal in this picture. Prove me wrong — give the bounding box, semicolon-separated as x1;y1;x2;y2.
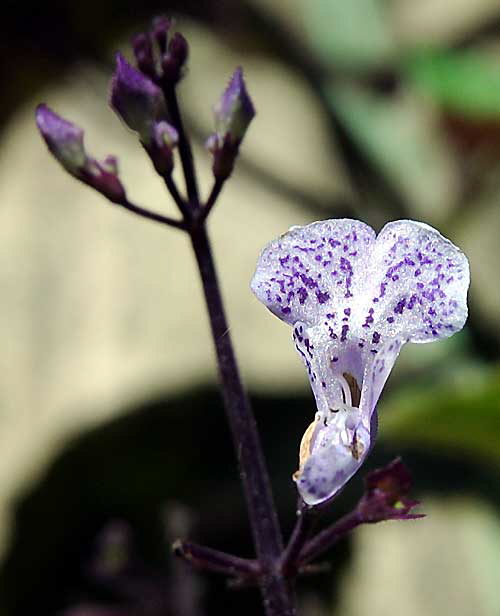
251;219;376;328
359;220;469;346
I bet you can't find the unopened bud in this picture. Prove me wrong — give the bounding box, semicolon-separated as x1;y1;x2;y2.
161;32;189;85
147;121;179;175
214;67;255;144
132;33;156;80
35;104;126;204
152;15;171;54
35;104;86;174
110;53;165;143
206;67;255;180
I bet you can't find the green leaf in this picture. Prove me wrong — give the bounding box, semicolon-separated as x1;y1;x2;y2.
324;81;457;219
302;0;394;69
407;48;500;118
380;365;500;463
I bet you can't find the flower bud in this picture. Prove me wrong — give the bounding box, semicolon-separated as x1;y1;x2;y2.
213;67;255;145
161;32;189;85
147;120;179;175
132;33;156;80
35;104;87;174
152;15;171;54
35;104;126;204
357;458;424;523
110;53;164;143
206;68;255;180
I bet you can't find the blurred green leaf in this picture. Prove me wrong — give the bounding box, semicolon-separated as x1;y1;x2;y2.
302;0;394;68
324;81;457;220
407;49;500;118
380;365;500;463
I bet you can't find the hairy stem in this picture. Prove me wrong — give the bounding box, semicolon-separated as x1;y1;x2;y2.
190;225;297;615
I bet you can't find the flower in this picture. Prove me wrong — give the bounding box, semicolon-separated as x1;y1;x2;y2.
35;104;126;204
251;219;469;506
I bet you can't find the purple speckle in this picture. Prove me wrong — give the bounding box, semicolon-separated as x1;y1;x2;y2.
394;298;406;314
297;287;308;304
316;290;330;304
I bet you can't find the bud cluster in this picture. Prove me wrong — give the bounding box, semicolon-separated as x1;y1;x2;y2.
36;15;255;214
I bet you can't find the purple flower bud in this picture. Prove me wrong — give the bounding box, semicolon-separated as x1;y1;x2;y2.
35;104;126;204
214;67;255;144
147;120;178;175
35;104;86;174
154;120;178;149
110;53;164;143
206;68;255;180
357;458;424;523
132;33;156;80
161;32;189;85
152;15;171;54
83;159;126;204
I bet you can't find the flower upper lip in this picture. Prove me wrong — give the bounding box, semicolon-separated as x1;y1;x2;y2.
251;218;470;506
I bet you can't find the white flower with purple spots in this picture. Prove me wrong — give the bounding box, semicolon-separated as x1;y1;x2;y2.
251;219;469;506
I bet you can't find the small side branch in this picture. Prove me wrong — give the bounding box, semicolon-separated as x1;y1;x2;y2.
173;540;260;579
117;197;186;229
298;510;362;566
280;502;317;577
202;177;225;221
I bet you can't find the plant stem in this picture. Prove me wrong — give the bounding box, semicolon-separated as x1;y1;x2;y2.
202;177;225;220
298;510;362;566
118;197;186;229
173;540;260;578
190;225;297;616
280;502;316;577
164;86;199;207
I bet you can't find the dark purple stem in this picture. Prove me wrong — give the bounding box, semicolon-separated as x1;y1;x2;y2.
118;197;186;229
280;502;316;577
173;540;260;579
298;510;362;566
163;86;199;207
189;225;297;615
202;177;225;221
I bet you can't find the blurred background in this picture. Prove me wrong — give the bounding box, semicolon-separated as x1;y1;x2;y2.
2;0;500;614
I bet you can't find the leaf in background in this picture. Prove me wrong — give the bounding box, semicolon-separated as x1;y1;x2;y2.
380;365;500;463
407;49;500;118
302;0;395;69
324;81;459;222
338;498;500;616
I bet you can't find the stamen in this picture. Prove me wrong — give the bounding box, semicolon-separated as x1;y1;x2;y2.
337;374;352;406
343;372;361;407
